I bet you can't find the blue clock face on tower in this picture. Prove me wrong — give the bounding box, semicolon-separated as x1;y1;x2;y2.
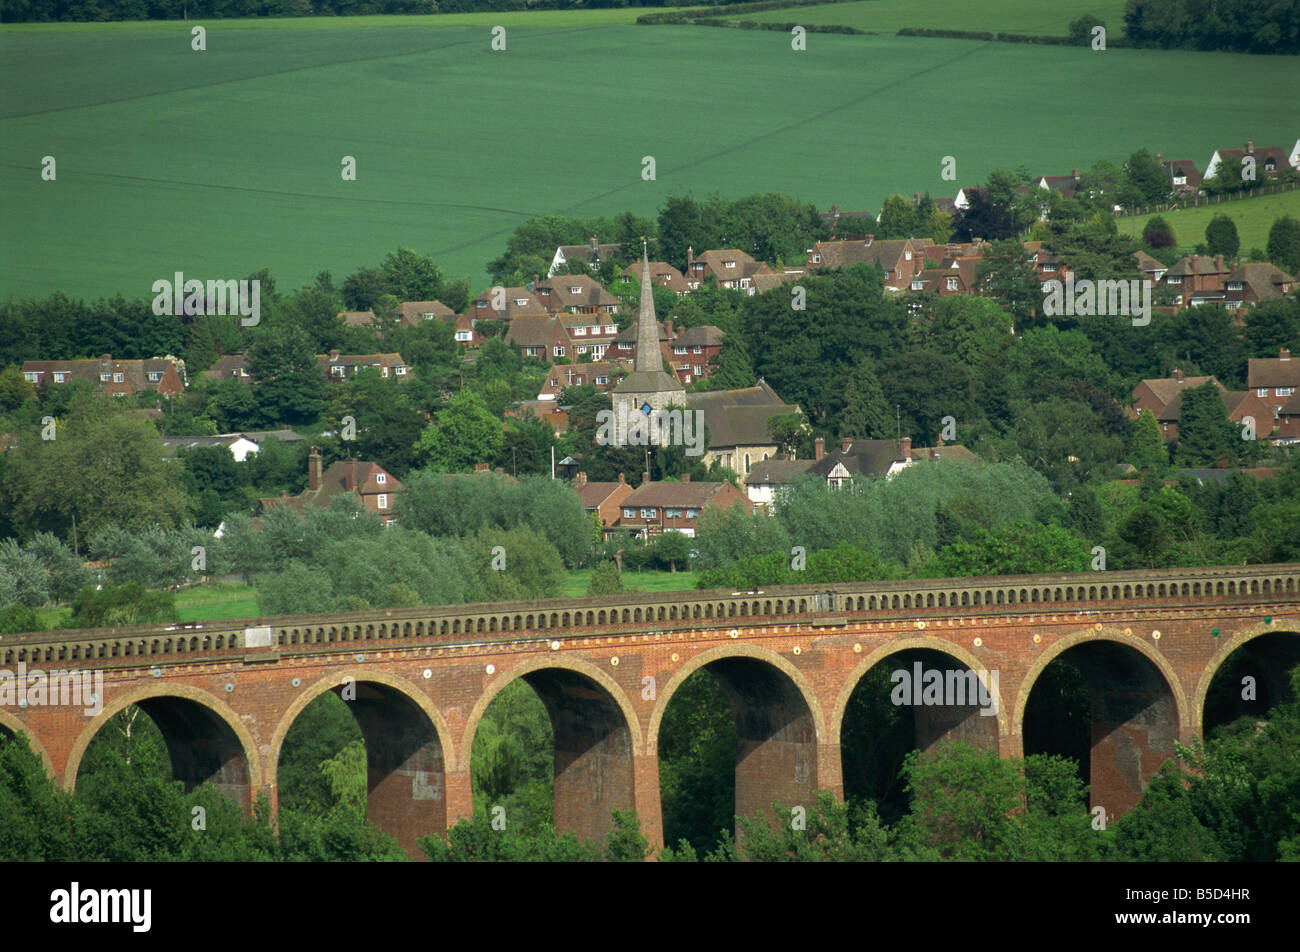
641;403;652;415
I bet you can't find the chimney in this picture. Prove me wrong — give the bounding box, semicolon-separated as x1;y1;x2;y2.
681;473;690;482
687;247;694;272
618;472;626;485
308;448;322;491
936;432;944;447
576;471;587;486
1215;255;1224;271
1281;348;1292;360
590;235;598;250
814;437;825;461
347;458;359;490
474;462;489;473
900;436;912;459
1173;368;1183;382
864;234;874;246
642;471;650;486
1071;168;1080;179
1246;140;1253;154
1155;153;1162;164
329;349;340;361
840;437;852;453
914;192;920;203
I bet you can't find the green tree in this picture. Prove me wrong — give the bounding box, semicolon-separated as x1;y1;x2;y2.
414;388;505;472
654;530;692;572
876;193;917;238
1175;381;1231;466
247;325;327;426
1130;408;1169;469
1266;215;1300;272
1124;148;1171;205
1204;214;1240;260
1141;214;1177;249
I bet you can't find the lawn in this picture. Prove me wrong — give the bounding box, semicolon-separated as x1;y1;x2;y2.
175;581;261;622
1122;188;1300;257
741;0;1129;35
562;568;700;598
2;14;1296;300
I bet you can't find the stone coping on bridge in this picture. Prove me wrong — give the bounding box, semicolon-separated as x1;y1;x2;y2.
3;563;1297;668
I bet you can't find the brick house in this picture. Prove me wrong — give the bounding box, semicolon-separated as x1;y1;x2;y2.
548;236;622;277
620;261;690;296
317;351;409;382
535;273;623;317
504;315;574;361
1134;369;1271;441
22;354;185;398
1133;250;1169;284
1155;154;1202;196
1248;347;1300;418
573;471;634;535
1278;392;1300;441
259;449;403;526
614;475;753;539
538;361;623;401
396;300;455;325
683;378;801;479
466;286;549;324
559;311;620;360
665;325;725;385
805;237;933;292
685;248;773;291
1224;263;1297;310
1205;141;1291;182
1161;255;1231;308
202;353;252;385
805;436;913;488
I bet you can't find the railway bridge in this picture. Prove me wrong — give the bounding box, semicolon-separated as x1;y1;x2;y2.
3;563;1299;856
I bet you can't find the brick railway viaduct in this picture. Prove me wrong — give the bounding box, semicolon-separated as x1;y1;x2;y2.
3;563;1299;857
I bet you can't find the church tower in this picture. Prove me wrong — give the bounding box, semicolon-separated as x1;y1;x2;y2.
612;247;685;423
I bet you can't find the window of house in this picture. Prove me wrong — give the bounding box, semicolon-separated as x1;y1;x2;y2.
1173;175;1186;184
674;346;687;355
147;371;162;381
693;346;702;354
100;373;111;382
1279;388;1296;397
377;494;388;509
395;366;407;375
724;261;736;268
1227;282;1242;291
666;508;682;518
1043;263;1057;272
694;365;703;375
641;508;657;519
24;371;39;383
53;372;66;383
904;250;912;260
421;311;434;319
456;331;472;341
569;286;582;294
331;366;345;376
911;280;924;291
596;376;608;385
554;346;565;357
1258;388;1269;397
574;326;586;335
113;372;124;383
376;473;386;484
812;254;822;263
1167;276;1182;285
686;508;700;518
623;508;636;519
947;278;958;290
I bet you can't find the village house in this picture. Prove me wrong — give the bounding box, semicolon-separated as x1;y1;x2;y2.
396;300;456;325
548;236;622;277
21;354;185;398
1224;263;1298;309
805;237;933;292
1278;392;1300;442
1133;251;1169;285
504;315;574;361
537;361;623;401
202;353;252;385
804;436;913;488
1248;347;1300;419
338;310;377;328
259;449;404;526
162;429;305;461
1155;154;1203;196
466;286;549;324
614;474;753;540
1132;369;1271;441
685;248;773;291
535;273;623;318
608;320;724;384
1205;141;1292;182
572;471;634;535
619;260;691;295
317;350;409;382
1160;255;1231;308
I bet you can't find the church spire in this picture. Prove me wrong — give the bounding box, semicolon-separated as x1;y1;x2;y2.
635;242;663;374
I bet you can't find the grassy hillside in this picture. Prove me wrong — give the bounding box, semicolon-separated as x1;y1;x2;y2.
1123;188;1300;257
1;14;1296;299
740;0;1130;34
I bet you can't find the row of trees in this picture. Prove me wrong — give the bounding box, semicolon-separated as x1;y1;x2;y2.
1123;0;1300;54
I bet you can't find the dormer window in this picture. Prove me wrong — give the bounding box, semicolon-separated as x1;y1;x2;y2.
812;254;822;264
113;372;124;383
724;260;736;268
904;250;912;260
911;280;923;290
569;286;582;294
946;278;958;290
376;473;387;484
1043;263;1057;272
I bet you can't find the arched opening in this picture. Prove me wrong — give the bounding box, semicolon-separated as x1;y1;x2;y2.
472;668;634;844
75;698;251;811
1023;640;1179;818
278;680;445;858
1202;631;1300;738
657;656;817;852
840;648;1000;825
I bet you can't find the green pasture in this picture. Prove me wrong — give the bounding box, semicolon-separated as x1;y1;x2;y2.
1;14;1297;300
1122;188;1300;257
741;0;1129;35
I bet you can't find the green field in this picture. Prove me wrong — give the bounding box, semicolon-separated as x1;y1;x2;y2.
742;0;1129;34
1123;188;1300;257
2;13;1297;299
562;567;699;597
